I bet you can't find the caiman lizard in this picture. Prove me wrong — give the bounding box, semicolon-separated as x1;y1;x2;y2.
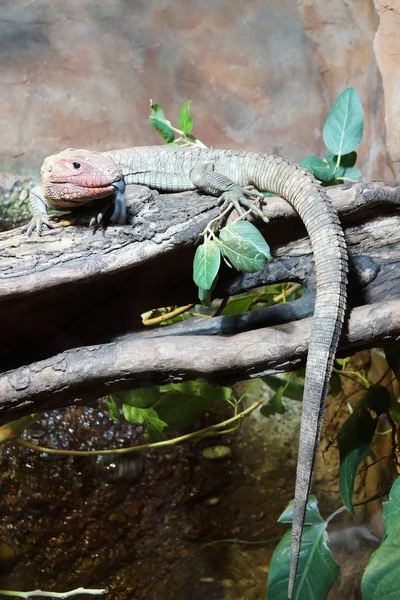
27;146;348;598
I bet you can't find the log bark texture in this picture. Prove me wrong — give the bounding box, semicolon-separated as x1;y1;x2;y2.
1;180;400;417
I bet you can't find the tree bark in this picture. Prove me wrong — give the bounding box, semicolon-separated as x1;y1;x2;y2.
1;180;400;417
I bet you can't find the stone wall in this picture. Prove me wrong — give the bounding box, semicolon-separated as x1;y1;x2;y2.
0;0;396;179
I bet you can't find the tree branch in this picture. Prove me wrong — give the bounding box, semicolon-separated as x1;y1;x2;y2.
1;298;400;418
1;179;400;417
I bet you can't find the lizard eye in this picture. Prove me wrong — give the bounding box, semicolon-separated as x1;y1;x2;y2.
72;162;81;169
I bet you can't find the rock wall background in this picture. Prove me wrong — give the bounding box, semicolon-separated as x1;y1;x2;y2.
1;0;397;179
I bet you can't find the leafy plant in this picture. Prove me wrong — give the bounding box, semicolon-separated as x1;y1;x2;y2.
193;220;271;300
268;497;339;600
106;379;235;442
265;352;398;599
150;88;364;303
337;386;390;514
361;476;400;598
301;87;363;185
149;99;204;146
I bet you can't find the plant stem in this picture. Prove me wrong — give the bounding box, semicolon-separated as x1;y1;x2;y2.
0;588;106;598
16;400;264;458
142;304;194;326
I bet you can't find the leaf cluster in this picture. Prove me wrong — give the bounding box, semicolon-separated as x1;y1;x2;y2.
300;87;363;185
266;346;400;599
106;379;233;443
193;221;271;303
149;100;198;146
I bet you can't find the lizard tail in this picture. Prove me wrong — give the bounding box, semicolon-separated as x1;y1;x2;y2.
251;154;348;597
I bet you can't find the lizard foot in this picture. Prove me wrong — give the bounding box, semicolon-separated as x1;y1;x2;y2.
190;163;267;223
220;188;269;223
25;213;54;237
242;185;265;201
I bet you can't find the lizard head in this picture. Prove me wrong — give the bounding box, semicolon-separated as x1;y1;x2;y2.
41;149;123;204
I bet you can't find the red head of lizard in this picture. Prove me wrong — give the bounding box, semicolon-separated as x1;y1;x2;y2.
41;148;123;208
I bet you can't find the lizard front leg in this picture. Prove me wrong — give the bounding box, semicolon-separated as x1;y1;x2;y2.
190;162;268;222
26;186;55;236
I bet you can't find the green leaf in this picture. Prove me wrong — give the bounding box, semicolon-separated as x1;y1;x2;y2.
149;117;175;143
361;476;400;599
321;157;360;185
382;476;400;532
179;100;193;135
195;380;232;404
168;381;203;394
219;221;271;273
105;396;120;420
168;379;232;404
254;286;283;302
122;405;168;439
116;387;160;409
193;238;221;291
268;522;339;599
336;357;351;368
384;344;400;382
329;372;342;397
154;390;209;429
383;345;400;422
260;386;285;417
278;495;325;525
221;295;255;315
149;103;168;122
323;87;364;156
145;423;168;443
262;375;304;402
389;395;400;425
149;103;175;143
202;445;231;460
0;413;44;443
339;151;358;167
198;287;212;305
338;386;390;514
300;156;335;182
341;167;361;182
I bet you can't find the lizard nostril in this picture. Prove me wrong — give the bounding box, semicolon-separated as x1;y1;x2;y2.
72;162;81;169
48;165;52;172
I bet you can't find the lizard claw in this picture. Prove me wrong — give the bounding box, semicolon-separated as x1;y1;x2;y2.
25;213;54;237
220;189;269;223
89;212;106;232
242;185;265;201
